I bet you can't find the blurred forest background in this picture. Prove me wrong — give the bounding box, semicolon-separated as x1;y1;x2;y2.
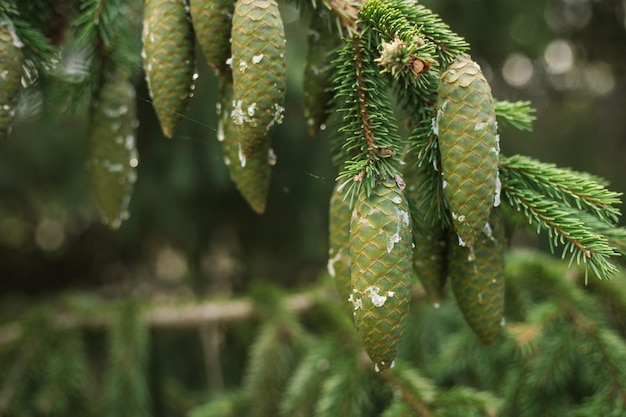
1;0;626;416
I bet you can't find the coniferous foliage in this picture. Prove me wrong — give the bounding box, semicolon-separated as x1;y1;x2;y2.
0;0;625;416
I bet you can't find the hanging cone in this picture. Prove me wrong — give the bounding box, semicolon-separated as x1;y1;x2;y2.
217;81;272;213
328;181;352;316
350;179;413;371
229;0;286;213
88;78;139;229
231;0;286;152
189;0;235;76
448;208;506;345
142;0;195;138
403;151;448;305
437;55;498;247
303;11;339;137
0;19;24;141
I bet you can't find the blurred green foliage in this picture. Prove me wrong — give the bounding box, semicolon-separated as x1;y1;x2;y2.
0;1;625;415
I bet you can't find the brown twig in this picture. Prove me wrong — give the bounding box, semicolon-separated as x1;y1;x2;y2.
379;370;435;417
352;35;377;154
0;290;322;347
321;0;362;30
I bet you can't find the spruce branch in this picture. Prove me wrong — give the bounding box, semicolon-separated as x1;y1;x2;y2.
494;100;536;132
360;0;438;76
500;159;620;280
500;154;622;224
314;355;376;417
503;187;619;279
379;363;435;417
332;28;404;205
390;0;470;66
404;118;451;227
103;304;149;417
0;338;38;413
359;0;439;107
432;386;501;416
59;0;141;112
0;0;56;71
188;391;246;417
243;317;306;417
279;338;336;417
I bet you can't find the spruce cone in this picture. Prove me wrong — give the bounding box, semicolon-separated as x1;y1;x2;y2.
449;209;505;345
350;179;413;371
231;0;286;152
404;154;448;304
142;0;195;138
218;81;273;213
189;0;235;76
437;55;498;247
0;19;24;141
229;0;286;213
303;11;338;137
89;78;139;229
328;182;352;316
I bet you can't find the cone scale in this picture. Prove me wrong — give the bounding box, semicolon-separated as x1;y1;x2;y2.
303;12;338;137
404;156;448;304
328;182;352;316
88;79;139;230
142;0;196;138
189;0;235;76
230;0;286;213
437;55;498;247
217;81;273;213
449;209;505;345
350;179;413;371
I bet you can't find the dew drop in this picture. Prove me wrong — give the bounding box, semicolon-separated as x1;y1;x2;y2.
217;120;225;142
267;148;277;166
493;173;502;207
238;143;246;167
125;135;135;150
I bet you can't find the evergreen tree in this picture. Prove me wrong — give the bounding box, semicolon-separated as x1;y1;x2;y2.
0;0;625;416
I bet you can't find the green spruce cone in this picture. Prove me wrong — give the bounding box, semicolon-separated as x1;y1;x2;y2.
231;0;286;157
303;11;339;137
328;182;352;316
189;0;235;76
218;81;273;213
404;155;448;305
449;208;505;345
142;0;195;138
0;19;24;141
89;78;139;230
437;55;498;247
350;179;413;371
